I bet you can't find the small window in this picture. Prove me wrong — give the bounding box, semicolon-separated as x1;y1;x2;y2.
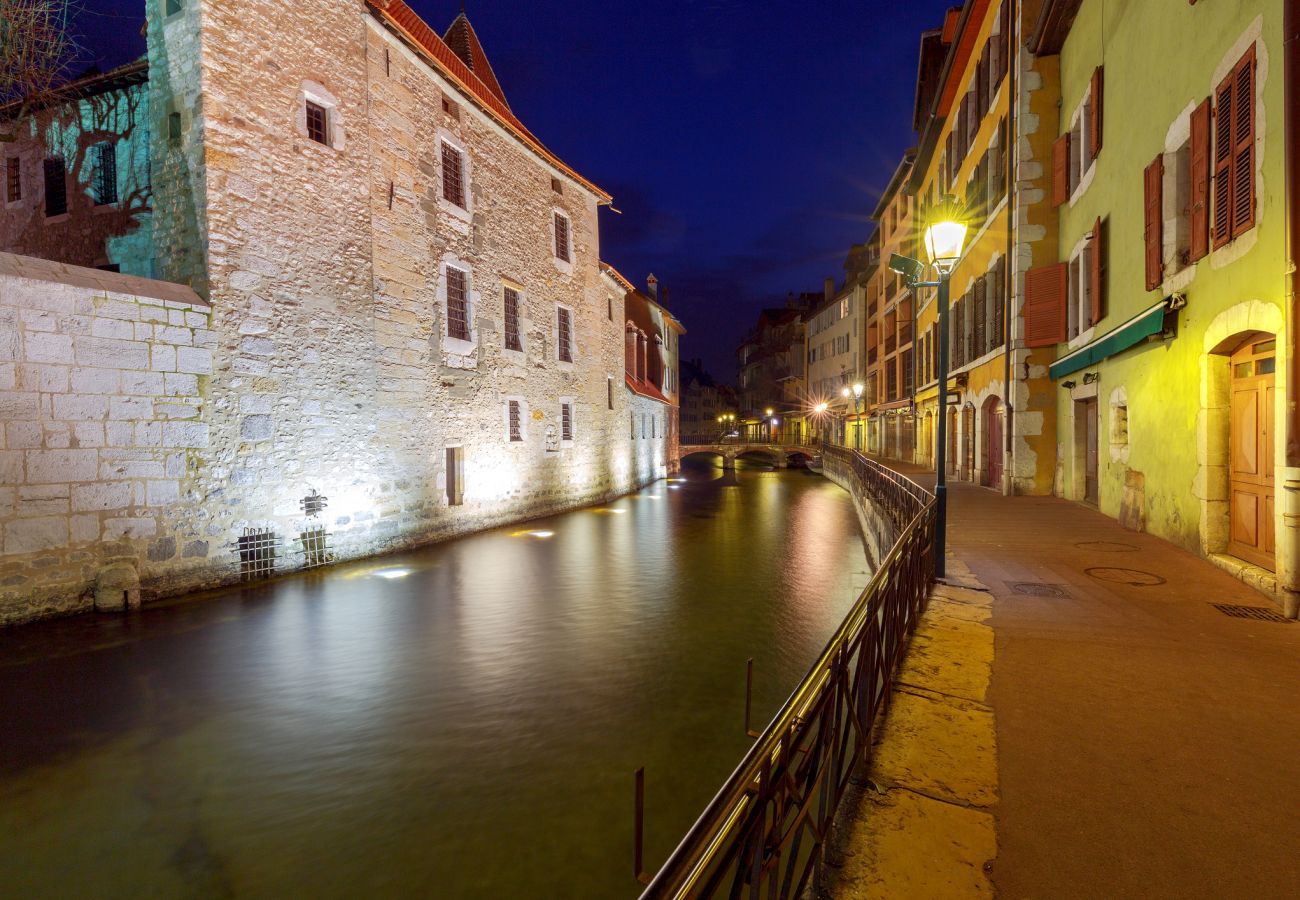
503;286;522;351
305;101;329;145
607;376;613;410
508;400;523;442
554;212;571;262
6;157;20;202
92;142;117;205
446;446;464;505
630;412;636;439
165;0;183;16
651;417;656;439
167;111;182;146
557;306;573;362
446;265;470;341
607;296;613;322
551;177;563;194
561;402;573;441
441;140;465;207
43;158;66;217
442;97;460;120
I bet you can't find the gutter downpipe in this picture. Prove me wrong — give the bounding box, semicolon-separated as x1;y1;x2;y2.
1003;3;1017;496
1285;0;1300;617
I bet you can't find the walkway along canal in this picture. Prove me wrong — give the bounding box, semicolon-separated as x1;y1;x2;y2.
0;458;871;898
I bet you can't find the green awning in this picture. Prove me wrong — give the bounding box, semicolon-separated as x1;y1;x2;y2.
1049;300;1169;380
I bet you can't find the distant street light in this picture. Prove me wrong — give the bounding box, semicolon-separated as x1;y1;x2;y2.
890;193;968;579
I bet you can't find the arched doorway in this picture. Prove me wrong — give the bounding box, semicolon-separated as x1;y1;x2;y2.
1228;335;1276;570
962;403;975;481
982;397;1004;489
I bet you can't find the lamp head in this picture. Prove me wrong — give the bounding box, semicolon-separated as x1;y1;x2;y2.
765;407;773;416
840;386;850;398
852;382;863;399
924;194;968;274
814;402;828;415
888;252;924;283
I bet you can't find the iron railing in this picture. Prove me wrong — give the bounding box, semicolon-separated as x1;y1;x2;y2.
638;445;935;900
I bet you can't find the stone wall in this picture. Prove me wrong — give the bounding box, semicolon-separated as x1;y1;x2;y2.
0;255;212;623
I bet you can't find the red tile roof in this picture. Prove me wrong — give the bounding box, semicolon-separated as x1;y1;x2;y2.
369;2;611;203
626;374;671;405
443;13;510;110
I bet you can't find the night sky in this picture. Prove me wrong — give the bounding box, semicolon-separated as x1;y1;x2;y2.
72;0;952;383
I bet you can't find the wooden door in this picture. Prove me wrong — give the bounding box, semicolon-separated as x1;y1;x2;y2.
984;402;1004;488
1083;399;1099;505
1229;338;1276;570
962;405;975;481
947;409;959;476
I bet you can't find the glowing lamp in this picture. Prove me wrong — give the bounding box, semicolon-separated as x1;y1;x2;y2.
923;194;968;274
852;382;863;399
840;386;850;398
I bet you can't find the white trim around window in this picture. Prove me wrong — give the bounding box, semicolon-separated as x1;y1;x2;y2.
297;80;345;151
554;301;576;365
436;127;473;224
1067;81;1096;206
551;208;574;274
439;254;478;359
1065;232;1096;348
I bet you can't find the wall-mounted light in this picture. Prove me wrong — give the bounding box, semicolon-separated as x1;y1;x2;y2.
1061;380;1078;389
1082;372;1100;385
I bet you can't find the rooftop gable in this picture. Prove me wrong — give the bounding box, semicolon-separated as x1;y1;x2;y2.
443;12;510;110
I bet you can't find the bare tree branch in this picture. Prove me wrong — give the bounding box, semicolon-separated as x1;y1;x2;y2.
0;0;77;142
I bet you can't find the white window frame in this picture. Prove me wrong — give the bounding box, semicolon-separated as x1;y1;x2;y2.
437;129;473;223
1067;81;1096;205
1065;232;1095;347
297;81;344;151
551;209;574;274
504;396;528;443
439;255;477;357
554;301;576;365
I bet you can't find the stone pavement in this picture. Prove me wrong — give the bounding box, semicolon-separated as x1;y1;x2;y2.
826;469;1300;899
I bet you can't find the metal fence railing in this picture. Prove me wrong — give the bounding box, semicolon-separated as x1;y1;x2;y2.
637;445;935;900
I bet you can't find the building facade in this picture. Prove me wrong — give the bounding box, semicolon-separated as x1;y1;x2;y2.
0;1;678;624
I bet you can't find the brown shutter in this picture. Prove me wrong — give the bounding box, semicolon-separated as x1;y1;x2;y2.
991;256;1006;349
1230;44;1256;238
1189;96;1211;261
1052;133;1070;207
1212;67;1235;248
1143;156;1164;291
974;276;987;356
1089;217;1105;325
1024;263;1067;348
1090;66;1104;158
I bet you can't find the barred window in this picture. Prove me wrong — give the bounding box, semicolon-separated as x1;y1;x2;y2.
43;158;66;217
441;140;465;207
5;157;19;203
554;212;571;261
446;265;470;340
607;376;613;410
557;306;573;362
305;101;329;145
561;402;573;441
92;142;117;205
504;287;522;351
508;400;523;442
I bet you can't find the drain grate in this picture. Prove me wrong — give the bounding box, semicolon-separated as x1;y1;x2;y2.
1009;582;1070;598
1085;567;1166;586
1212;604;1293;623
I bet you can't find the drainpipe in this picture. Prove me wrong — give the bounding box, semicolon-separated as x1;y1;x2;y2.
1003;4;1017;496
1285;0;1300;617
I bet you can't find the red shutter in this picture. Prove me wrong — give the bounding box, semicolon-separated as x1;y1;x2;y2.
1089;216;1104;325
1189;96;1211;261
1230;44;1256;238
1024;263;1067;348
1090;66;1104;158
1143;156;1164;291
1052;133;1070;207
1211;66;1235;248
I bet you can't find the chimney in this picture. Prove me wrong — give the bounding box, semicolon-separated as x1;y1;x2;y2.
646;273;659;301
824;277;835;302
660;285;670;308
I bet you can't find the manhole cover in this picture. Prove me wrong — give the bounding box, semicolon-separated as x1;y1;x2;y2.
1085;567;1166;586
1008;582;1070;598
1075;540;1139;553
1212;604;1293;622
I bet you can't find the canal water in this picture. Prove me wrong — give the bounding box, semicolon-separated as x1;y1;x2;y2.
0;459;870;899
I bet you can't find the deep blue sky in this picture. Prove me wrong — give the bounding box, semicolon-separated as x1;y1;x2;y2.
72;0;952;383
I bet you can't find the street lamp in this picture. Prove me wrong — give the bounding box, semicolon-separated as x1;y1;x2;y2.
890;194;968;579
846;381;863;451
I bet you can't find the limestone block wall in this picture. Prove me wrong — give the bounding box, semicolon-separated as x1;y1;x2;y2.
0;256;212;624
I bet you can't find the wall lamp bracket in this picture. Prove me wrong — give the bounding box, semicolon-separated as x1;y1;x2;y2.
1061;380;1078;389
1082;372;1100;385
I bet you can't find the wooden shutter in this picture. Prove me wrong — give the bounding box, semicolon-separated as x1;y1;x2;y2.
1024;263;1067;348
1230;45;1256;238
1189;96;1211;262
1090;66;1104;158
974;276;987;356
1212;64;1235;248
1052;133;1070;207
1143;156;1163;291
1089;217;1105;325
991;256;1006;350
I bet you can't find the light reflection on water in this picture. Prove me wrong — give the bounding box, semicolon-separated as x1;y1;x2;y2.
0;459;870;899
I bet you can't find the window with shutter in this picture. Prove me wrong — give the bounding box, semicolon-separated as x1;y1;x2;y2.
966;87;978;147
1089;217;1105;325
1052;134;1069;207
1189;96;1211;261
1229;45;1256;238
1090;67;1104;158
991;257;1006;352
974;277;987;358
1144;156;1164;290
1024;263;1068;348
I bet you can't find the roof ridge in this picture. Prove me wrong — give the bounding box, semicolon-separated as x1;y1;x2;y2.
442;11;510;110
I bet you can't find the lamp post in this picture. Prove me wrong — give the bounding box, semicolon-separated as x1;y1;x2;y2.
889;194;968;579
813;401;828;445
841;382;864;451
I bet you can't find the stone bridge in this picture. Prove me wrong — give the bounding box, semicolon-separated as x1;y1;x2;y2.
676;441;820;470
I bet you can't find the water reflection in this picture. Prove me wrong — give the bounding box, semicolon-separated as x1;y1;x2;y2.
0;458;870;898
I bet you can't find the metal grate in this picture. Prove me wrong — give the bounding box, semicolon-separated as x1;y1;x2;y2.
1085;567;1166;586
305;101;328;145
1009;582;1070;598
508;400;522;442
297;527;333;569
446;265;470;340
236;527;278;581
557;306;573;362
562;402;573;441
441;140;465;207
1212;604;1292;623
300;489;328;518
554;212;571;261
504;287;521;351
93;141;118;205
5;156;19;203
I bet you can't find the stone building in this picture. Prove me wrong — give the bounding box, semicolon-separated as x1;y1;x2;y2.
0;1;678;624
737;295;814;436
679;359;733;440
